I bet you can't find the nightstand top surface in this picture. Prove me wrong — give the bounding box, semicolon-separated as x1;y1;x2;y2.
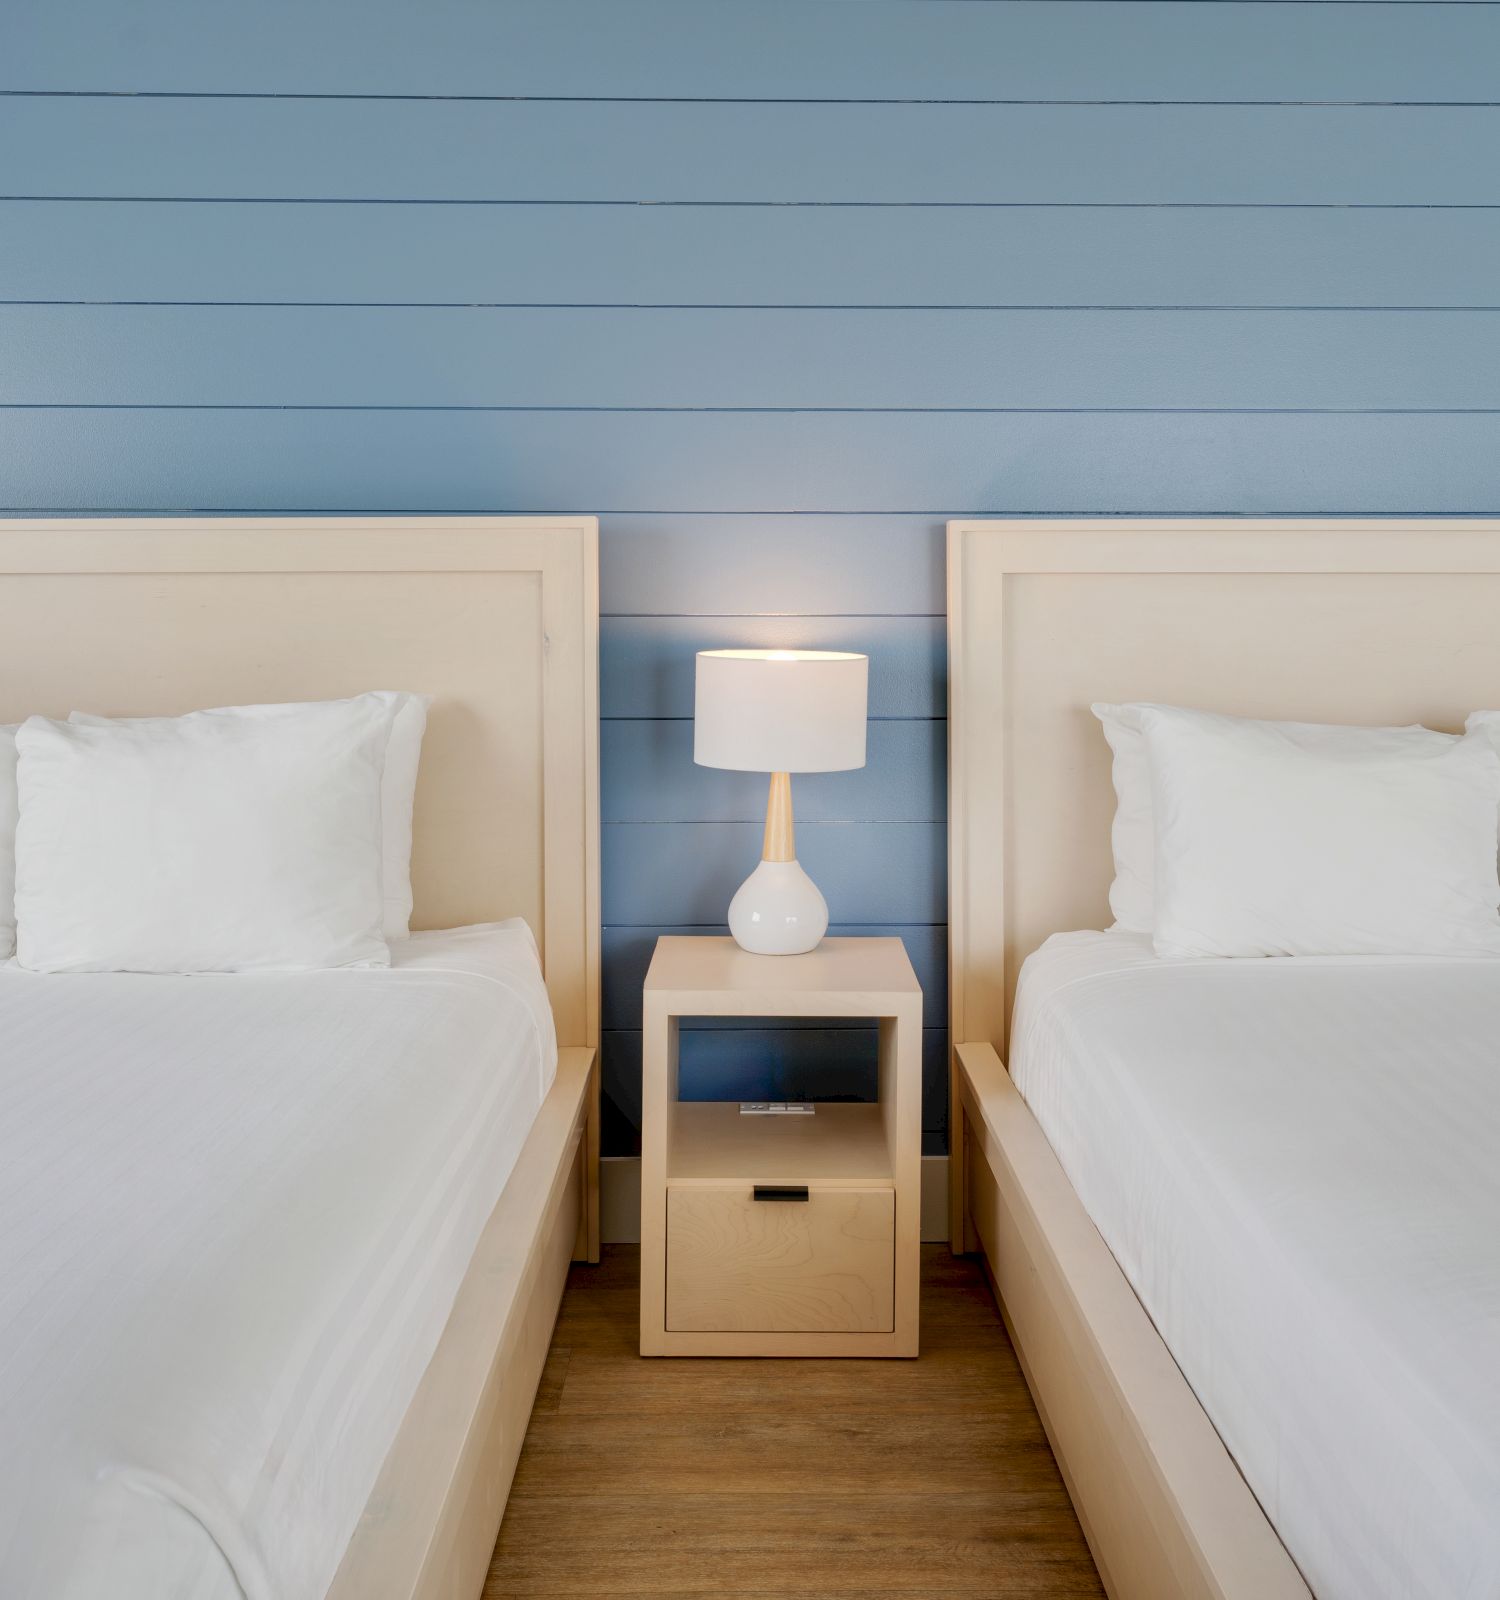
644;935;919;1005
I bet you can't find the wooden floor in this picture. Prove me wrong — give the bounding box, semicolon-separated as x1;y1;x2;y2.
485;1245;1104;1598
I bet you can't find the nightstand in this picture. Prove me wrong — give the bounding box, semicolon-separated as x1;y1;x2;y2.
639;935;922;1357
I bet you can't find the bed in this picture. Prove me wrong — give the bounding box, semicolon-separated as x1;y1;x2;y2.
946;519;1500;1600
0;516;601;1600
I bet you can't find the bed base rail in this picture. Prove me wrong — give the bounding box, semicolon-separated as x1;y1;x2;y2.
955;1042;1310;1600
327;1045;598;1600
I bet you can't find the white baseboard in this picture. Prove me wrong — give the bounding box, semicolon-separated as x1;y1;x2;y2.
601;1154;950;1245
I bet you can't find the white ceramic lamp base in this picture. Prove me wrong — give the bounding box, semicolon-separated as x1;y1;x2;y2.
727;857;829;955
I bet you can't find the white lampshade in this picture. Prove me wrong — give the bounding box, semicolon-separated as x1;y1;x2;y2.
694;650;868;773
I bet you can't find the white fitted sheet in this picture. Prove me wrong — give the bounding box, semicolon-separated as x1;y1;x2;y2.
0;920;556;1600
1010;931;1500;1600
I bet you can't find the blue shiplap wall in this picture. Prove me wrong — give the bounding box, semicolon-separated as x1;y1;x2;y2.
5;0;1499;1155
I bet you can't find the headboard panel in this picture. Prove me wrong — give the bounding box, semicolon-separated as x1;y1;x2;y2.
948;518;1500;1054
0;516;599;1047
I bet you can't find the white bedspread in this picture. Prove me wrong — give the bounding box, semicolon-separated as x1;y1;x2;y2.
1010;931;1500;1600
0;920;556;1600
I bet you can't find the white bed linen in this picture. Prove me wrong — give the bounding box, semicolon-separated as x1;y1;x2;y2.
1010;931;1500;1600
0;920;556;1600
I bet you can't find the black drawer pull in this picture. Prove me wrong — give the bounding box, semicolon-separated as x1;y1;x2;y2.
753;1184;810;1203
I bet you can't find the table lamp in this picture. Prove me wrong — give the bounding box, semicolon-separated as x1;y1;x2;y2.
694;648;869;955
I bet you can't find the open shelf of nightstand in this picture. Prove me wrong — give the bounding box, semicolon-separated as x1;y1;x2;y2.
668;1102;894;1186
641;935;922;1357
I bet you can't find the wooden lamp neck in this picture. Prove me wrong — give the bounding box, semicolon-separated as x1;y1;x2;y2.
762;771;795;862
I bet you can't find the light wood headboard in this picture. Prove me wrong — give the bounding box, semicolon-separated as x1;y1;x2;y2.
0;516;599;1048
947;517;1500;1056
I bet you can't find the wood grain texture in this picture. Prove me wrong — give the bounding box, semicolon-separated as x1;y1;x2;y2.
484;1246;1104;1597
603;925;948;1032
666;1186;895;1334
668;1103;895;1186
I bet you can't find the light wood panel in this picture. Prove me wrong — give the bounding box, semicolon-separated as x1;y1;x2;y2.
485;1245;1104;1597
666;1187;895;1334
668;1103;893;1185
602;926;948;1032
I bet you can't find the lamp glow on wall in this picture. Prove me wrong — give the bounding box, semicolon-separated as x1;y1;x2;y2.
694;649;869;955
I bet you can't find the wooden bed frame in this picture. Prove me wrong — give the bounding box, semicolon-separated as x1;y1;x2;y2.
0;515;601;1600
945;518;1500;1600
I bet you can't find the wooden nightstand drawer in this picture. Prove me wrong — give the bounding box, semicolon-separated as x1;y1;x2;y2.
665;1184;895;1334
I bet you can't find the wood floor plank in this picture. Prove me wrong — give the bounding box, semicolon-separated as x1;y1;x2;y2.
552;1351;1039;1416
485;1246;1103;1597
530;1346;571;1416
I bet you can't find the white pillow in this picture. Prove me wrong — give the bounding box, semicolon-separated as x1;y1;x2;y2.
1137;704;1500;959
14;695;397;973
1465;707;1500;784
1467;708;1500;868
0;724;16;958
71;691;429;939
1091;703;1153;932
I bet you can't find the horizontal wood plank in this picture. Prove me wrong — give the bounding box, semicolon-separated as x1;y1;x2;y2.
601;925;947;1032
599;516;944;618
6;99;1498;205
11;304;1500;410
502;1387;1051;1498
601;618;943;720
10;201;1500;309
602;821;946;927
601;720;944;825
6;408;1500;513
5;0;1490;101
